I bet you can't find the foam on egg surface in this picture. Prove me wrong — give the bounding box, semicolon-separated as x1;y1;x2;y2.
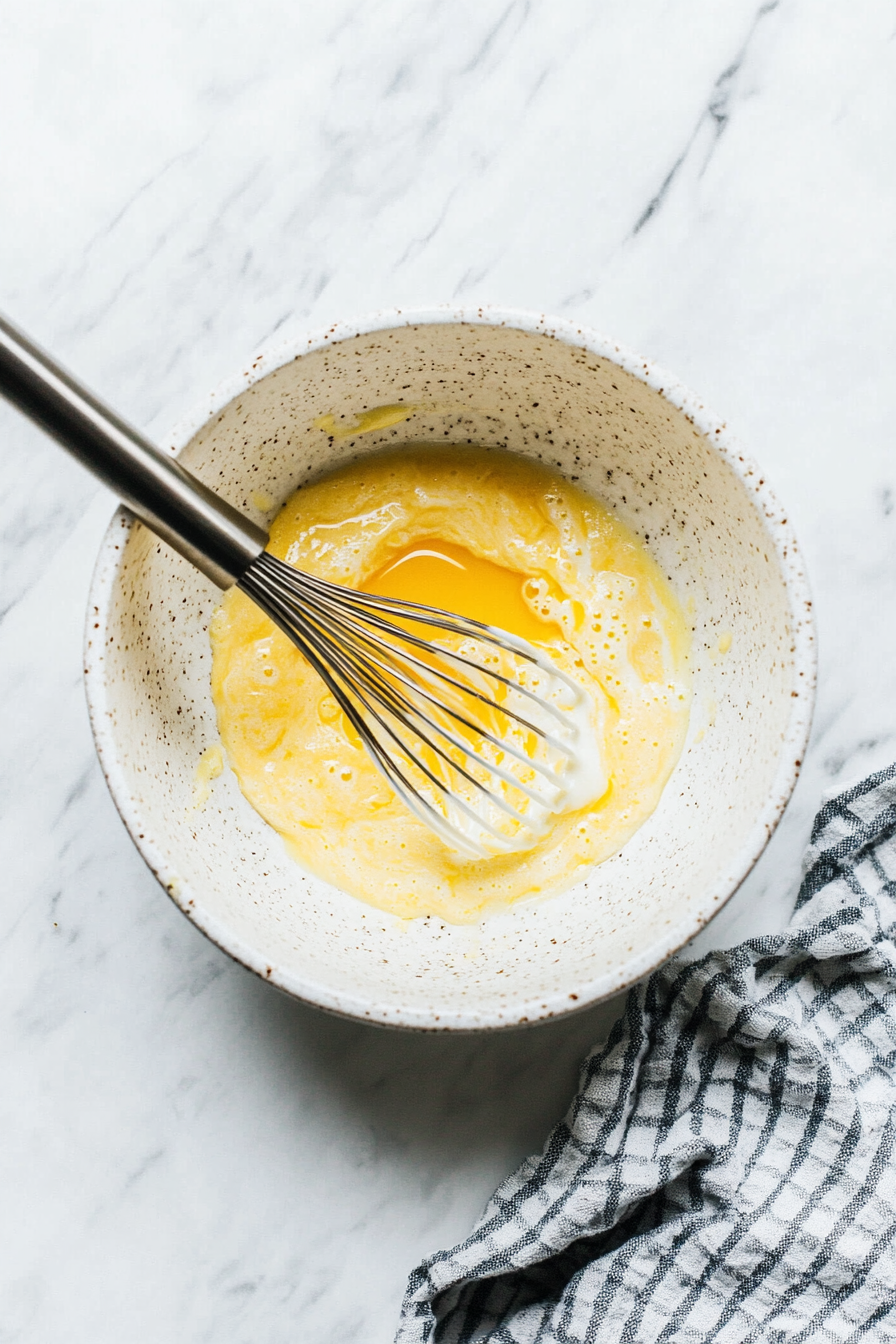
209;446;691;924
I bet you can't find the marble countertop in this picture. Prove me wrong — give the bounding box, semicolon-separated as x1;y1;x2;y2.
3;2;896;1339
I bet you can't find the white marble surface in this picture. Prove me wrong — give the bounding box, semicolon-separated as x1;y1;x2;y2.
2;2;896;1339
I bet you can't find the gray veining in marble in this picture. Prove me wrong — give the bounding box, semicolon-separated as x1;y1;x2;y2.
2;1;896;1339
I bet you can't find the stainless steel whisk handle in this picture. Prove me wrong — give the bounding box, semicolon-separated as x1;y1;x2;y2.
0;312;267;589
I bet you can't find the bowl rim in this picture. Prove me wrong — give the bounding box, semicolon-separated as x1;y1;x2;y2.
84;305;817;1030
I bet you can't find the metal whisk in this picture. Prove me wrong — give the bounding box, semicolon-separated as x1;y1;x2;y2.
0;314;586;857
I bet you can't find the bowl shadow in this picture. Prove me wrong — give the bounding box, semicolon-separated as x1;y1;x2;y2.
232;963;626;1173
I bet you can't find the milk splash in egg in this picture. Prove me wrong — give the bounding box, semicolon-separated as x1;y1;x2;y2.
210;447;691;923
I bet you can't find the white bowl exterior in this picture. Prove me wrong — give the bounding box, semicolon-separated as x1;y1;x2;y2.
85;308;815;1029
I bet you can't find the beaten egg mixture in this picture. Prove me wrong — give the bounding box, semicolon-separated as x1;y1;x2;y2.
209;446;690;923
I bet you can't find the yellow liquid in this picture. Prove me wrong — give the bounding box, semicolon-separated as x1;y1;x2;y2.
363;539;560;645
210;446;691;923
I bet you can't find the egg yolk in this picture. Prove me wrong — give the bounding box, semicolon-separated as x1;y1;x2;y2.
362;539;560;646
209;445;692;924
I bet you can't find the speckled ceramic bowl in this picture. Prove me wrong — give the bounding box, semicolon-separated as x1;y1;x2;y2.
85;308;815;1030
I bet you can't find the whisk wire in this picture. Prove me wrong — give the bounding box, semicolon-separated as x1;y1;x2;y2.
281;586;562;803
281;594;514;815
248;581;543;836
304;574;575;732
237;573;477;847
245;558;571;793
239;562;532;853
254;558;576;753
238;551;586;856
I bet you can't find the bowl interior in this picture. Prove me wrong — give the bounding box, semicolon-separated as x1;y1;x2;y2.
87;317;813;1028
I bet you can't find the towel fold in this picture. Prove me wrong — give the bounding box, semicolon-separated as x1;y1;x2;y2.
396;765;896;1343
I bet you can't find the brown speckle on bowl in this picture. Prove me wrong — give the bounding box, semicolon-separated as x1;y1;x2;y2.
84;308;815;1031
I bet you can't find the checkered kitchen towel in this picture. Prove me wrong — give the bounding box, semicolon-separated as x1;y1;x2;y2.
396;765;896;1342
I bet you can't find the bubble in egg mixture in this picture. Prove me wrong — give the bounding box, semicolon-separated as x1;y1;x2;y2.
209;446;691;923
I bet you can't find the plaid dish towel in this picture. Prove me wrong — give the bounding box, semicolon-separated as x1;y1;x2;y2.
396;765;896;1342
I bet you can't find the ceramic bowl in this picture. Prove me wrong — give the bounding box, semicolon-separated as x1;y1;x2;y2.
85;308;815;1030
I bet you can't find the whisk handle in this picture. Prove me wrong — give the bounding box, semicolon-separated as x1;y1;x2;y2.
0;313;267;589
